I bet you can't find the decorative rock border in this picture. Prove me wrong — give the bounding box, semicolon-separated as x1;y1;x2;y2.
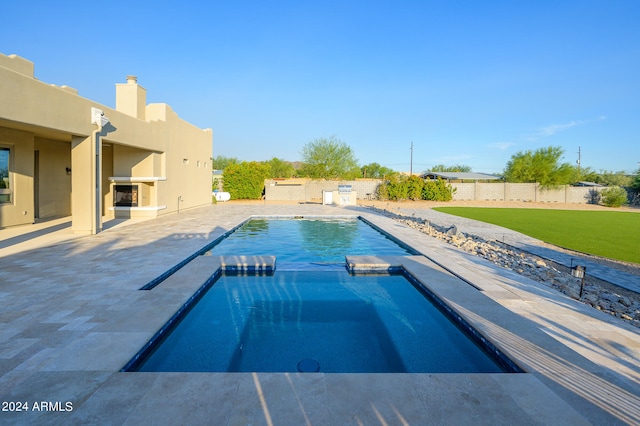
368;206;640;328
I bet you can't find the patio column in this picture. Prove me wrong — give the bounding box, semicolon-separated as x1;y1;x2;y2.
71;135;99;234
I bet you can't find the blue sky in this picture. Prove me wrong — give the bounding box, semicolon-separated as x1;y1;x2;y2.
2;1;639;174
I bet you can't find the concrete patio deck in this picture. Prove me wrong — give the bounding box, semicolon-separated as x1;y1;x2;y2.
0;202;638;425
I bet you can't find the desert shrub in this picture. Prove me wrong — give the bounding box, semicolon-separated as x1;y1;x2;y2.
376;175;406;201
630;171;640;205
600;186;628;207
421;178;454;201
375;181;390;200
223;161;270;199
377;176;455;201
406;176;424;200
627;188;640;206
585;188;601;205
386;177;409;201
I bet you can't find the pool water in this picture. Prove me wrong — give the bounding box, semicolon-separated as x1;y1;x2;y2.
128;217;514;373
135;271;505;373
206;218;417;268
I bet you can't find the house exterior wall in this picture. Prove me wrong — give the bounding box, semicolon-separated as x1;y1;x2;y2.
0;53;212;232
34;138;71;219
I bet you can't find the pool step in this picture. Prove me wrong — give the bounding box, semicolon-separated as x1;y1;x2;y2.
217;255;276;274
345;255;406;273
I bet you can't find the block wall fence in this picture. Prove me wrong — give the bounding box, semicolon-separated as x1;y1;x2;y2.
264;179;604;204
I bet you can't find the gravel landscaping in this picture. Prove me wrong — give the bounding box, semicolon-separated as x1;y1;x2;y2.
363;202;640;329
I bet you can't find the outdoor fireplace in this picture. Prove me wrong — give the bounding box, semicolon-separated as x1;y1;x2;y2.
114;185;139;207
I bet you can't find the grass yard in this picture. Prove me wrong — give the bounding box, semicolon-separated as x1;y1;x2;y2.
433;207;640;264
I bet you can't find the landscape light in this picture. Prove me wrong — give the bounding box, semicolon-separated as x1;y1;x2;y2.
571;264;587;298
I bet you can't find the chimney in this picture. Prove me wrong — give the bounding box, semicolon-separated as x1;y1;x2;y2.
115;75;146;120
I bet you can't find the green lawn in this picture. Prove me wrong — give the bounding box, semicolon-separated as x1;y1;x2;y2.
433;207;640;264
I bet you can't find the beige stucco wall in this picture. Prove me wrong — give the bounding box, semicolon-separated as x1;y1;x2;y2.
113;145;157;176
0;53;213;232
34;138;71;219
102;145;114;218
70;135;93;233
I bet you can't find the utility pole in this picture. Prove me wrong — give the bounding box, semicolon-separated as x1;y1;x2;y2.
576;146;582;172
410;141;414;176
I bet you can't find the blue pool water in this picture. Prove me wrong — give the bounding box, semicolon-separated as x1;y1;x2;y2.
206;217;417;268
128;218;514;373
136;271;505;373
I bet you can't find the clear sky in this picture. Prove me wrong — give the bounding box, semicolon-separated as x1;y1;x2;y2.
2;1;639;174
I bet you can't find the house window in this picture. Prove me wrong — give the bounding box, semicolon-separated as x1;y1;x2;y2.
0;146;11;203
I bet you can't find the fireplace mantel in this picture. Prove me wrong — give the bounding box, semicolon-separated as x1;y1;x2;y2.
108;176;167;182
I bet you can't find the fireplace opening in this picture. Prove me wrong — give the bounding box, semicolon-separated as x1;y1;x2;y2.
114;185;139;207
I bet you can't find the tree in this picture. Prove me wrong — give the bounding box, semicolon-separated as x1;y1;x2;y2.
361;162;397;179
299;136;360;179
595;170;632;187
503;146;578;188
212;155;239;171
265;157;295;178
577;166;599;183
430;164;472;172
223;161;270;199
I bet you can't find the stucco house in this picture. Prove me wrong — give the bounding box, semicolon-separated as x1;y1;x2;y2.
0;53;213;234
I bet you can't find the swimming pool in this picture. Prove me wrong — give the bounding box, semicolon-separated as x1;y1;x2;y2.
125;217;518;373
206;217;417;269
133;271;506;373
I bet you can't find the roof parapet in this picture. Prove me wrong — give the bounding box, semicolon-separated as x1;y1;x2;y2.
0;53;35;77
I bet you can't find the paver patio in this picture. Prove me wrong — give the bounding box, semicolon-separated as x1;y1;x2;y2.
0;202;638;425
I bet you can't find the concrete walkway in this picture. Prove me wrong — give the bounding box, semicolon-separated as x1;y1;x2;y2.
0;202;638;425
